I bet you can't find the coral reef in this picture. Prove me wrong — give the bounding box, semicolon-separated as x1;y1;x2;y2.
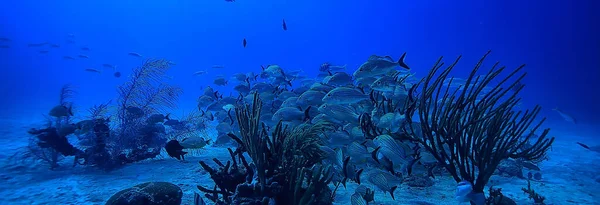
522;180;546;204
403;51;555;201
26;84;77;169
105;182;183;205
485;187;516;205
196;93;335;205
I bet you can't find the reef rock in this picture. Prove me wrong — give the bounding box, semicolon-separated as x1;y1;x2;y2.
105;182;183;205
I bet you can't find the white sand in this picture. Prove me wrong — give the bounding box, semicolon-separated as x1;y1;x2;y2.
0;116;598;205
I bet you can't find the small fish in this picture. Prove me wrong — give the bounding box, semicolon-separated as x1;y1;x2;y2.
577;142;590;150
63;56;75;60
350;192;367;205
78;54;89;59
128;52;142;57
49;105;73;117
126;106;145;118
57;123;77;137
50;44;60;48
368;172;398;200
552;107;576;124
28;42;48;47
282;19;287;31
165;139;188;160
114;72;121;78
0;45;9;48
214;77;228;86
455;181;485;205
0;37;10;42
81;47;90;51
85;68;101;73
147;113;171;124
243;38;247;48
211;65;225;69
225;0;235;2
38;50;49;54
180;137;211;149
102;64;116;69
193;70;208;76
67;33;75;38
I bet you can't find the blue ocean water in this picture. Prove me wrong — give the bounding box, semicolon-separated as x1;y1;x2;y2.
0;0;599;204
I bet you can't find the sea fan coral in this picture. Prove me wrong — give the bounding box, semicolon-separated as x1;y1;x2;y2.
113;59;182;152
403;51;554;202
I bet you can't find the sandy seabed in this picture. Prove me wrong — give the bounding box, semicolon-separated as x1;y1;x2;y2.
0;117;598;205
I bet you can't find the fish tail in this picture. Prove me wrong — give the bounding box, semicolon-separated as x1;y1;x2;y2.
398;52;410;70
355;168;363;184
68;105;74;116
303;106;312;121
342;156;350;178
371;146;381;164
165;113;171;121
390;186;398;200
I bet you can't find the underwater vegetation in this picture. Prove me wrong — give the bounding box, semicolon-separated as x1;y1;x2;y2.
20;59;185;171
402;51;555;204
7;50;558;205
196;93;337;204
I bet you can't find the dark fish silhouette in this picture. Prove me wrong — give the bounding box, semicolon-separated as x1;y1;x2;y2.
85;68;101;73
114;71;121;78
577;142;590;150
282;19;287;31
398;52;410;70
243;38;247;48
165;139;188;160
128;52;142;57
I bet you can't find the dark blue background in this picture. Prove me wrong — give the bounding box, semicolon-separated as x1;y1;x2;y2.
0;0;598;134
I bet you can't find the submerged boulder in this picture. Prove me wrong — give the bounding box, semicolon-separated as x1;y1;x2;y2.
105;182;183;205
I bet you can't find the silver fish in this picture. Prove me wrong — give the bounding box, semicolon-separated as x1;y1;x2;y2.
552;107;576;124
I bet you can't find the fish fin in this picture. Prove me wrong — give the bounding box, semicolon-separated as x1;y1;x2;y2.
342;156;350;178
576;142;590;150
304;106;312;121
398;52;410;70
371;146;381;164
355;168;363;184
390;186;398;200
68;105;74;116
360;140;368;149
165;113;171;121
